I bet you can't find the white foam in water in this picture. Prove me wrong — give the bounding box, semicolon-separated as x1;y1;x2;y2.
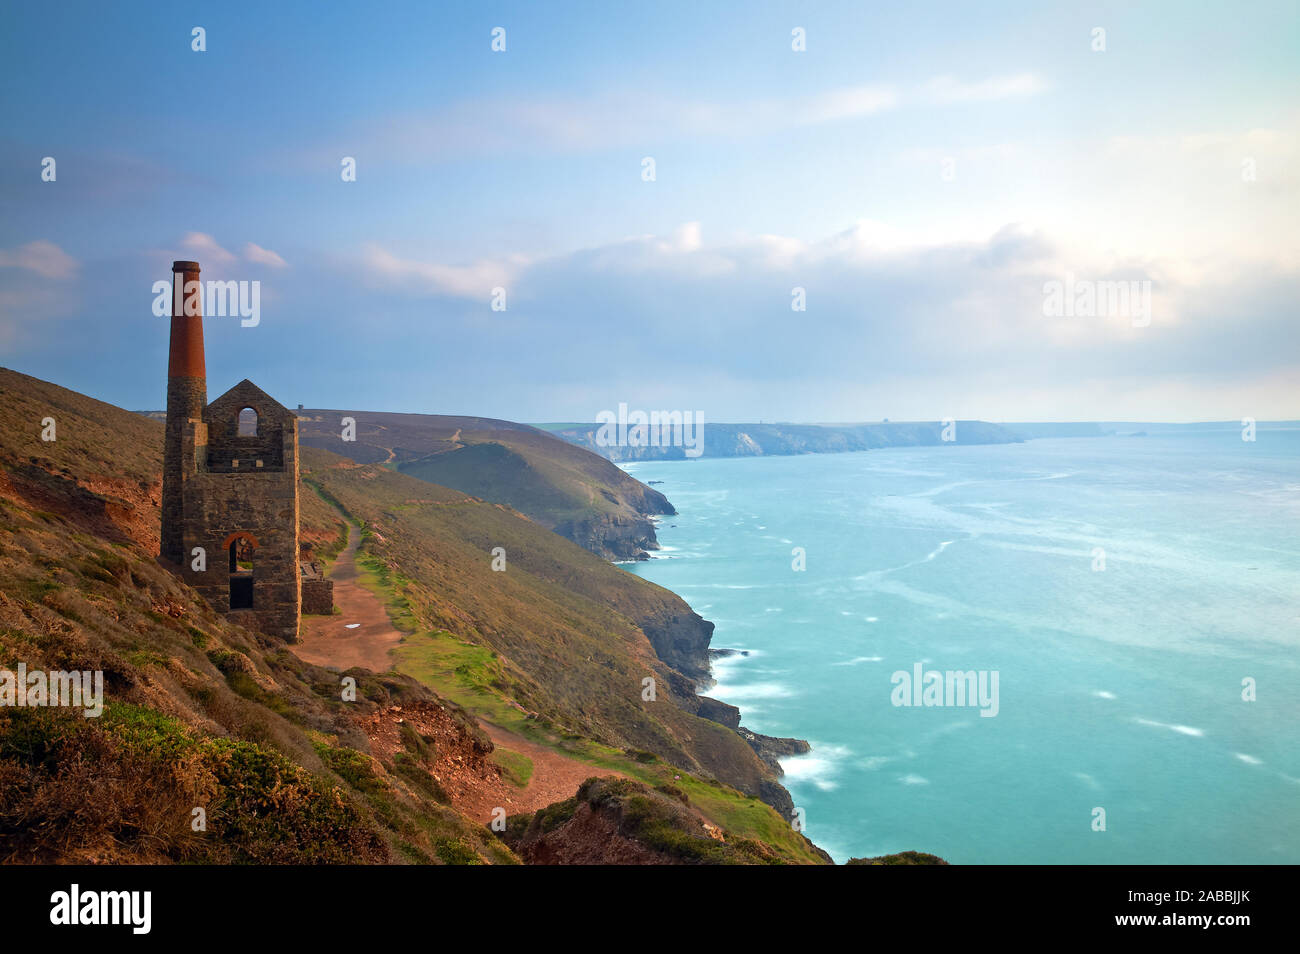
832;656;884;666
1235;753;1263;765
711;680;792;701
1073;772;1102;791
1136;717;1205;737
780;743;853;791
899;774;930;785
1093;690;1117;700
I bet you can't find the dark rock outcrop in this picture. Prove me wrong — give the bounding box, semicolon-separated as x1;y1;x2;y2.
696;696;741;730
638;607;715;683
553;511;660;562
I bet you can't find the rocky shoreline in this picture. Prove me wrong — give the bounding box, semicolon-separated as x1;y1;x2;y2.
698;649;813;774
615;481;822;849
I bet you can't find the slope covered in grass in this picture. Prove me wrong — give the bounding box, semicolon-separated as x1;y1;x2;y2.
0;368;827;864
297;409;672;560
0;369;511;863
301;447;801;817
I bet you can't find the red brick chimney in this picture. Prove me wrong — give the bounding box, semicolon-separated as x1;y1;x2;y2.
161;260;207;564
167;260;206;381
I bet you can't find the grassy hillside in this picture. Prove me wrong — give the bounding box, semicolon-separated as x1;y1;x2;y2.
0;373;515;863
0;368;828;865
503;776;793;864
300;448;806;818
297;410;672;560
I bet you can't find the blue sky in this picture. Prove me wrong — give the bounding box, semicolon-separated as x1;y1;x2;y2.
1;0;1297;421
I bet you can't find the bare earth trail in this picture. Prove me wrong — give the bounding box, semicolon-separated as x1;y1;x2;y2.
291;516;622;820
478;721;626;820
293;523;401;672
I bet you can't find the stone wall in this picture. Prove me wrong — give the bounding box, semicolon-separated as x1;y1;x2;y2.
178;384;302;642
161;375;207;564
182;468;301;641
301;577;334;615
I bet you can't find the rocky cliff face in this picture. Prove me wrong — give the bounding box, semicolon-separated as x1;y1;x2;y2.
553;511;661;562
636;605;715;684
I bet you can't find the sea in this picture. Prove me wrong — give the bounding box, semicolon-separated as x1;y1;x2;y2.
621;429;1300;864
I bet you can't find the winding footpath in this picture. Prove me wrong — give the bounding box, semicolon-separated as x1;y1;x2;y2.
293;522;401;672
291;516;621;820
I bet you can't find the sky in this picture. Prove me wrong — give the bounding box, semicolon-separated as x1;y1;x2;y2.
1;0;1297;422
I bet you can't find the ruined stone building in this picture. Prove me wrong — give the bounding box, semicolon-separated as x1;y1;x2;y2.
160;260;331;639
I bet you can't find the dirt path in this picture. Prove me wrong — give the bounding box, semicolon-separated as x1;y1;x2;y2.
293;523;402;672
292;514;621;819
480;722;626;819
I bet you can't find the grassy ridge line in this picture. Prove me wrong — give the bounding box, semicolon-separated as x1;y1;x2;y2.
295;409;673;560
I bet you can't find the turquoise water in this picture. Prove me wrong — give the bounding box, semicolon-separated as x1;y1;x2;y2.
622;432;1300;864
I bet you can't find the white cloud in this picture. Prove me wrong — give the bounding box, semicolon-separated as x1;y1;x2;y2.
923;73;1047;104
0;240;78;279
243;242;288;268
179;232;237;266
343;219;1297;419
360;244;520;298
800;86;900;123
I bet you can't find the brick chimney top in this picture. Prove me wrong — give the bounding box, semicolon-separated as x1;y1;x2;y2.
168;260;205;379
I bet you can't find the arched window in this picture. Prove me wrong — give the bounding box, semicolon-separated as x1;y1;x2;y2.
228;535;255;609
237;406;258;436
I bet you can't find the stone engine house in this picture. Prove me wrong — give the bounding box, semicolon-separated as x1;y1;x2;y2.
160;259;331;639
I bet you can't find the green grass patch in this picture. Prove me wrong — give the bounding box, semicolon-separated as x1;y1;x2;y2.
392;630;528;732
489;746;533;788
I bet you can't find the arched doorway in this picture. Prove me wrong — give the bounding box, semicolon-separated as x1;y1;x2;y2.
225;533;258;609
